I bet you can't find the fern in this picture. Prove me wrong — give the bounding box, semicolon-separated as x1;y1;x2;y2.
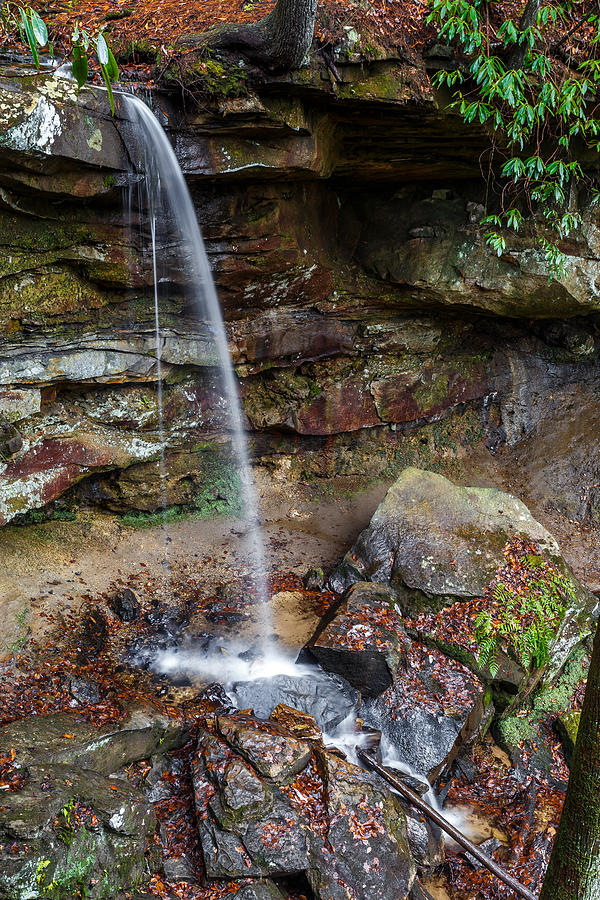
473;541;572;677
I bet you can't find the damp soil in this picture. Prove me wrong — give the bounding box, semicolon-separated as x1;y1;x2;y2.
0;473;389;659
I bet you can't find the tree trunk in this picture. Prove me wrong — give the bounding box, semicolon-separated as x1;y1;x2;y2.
510;0;541;68
179;0;318;73
539;618;600;900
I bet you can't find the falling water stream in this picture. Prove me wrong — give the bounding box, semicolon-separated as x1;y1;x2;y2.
121;93;275;663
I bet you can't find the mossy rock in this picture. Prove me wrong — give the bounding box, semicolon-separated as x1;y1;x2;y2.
330;468;564;602
556;710;580;765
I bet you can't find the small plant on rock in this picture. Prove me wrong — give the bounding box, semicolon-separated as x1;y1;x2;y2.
474;540;576;676
0;3;119;113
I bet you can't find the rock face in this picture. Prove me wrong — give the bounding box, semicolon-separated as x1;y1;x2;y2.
0;706;188;899
0;62;598;565
191;712;416;899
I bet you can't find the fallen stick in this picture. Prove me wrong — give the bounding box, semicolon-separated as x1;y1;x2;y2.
357;749;537;900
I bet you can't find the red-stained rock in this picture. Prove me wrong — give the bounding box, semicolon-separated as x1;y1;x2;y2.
294;379;380;435
371;364;489;424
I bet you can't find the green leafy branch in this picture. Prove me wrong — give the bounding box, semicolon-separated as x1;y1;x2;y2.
0;4;119;113
428;0;600;279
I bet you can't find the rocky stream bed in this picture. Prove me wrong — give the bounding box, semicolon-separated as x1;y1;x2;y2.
0;468;595;900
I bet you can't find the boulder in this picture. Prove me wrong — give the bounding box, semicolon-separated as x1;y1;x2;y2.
192;731;311;879
402;809;444;871
308;749;416;900
0;703;190;898
308;582;404;697
269;704;322;741
330;468;595;688
0;706;188;775
363;641;486;782
230;671;359;734
305;574;485;780
217;715;312;782
330;468;561;606
0;763;156;899
110;588;140;622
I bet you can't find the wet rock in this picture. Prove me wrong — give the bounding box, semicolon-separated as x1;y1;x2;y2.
308;582;404;697
236;881;286;900
330;468;561;605
199;682;236;712
409;881;437;900
0;762;156;900
68;675;100;705
304;568;326;592
403;810;444;870
0;762;153;839
77;604;108;658
269;704;322;742
309;749;416;900
464;836;504;869
0;706;188;775
192;731;311;879
192;717;416;900
110;587;140;622
217;715;312;782
219;758;274;821
363;641;485;781
388;770;431;796
230;672;359;733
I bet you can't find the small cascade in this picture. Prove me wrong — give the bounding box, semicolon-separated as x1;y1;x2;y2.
120;92;275;662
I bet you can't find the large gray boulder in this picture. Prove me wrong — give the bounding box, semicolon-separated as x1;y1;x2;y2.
330;468;595;690
330;467;561;605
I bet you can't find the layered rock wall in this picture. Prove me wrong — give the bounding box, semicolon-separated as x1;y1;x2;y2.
1;59;599;539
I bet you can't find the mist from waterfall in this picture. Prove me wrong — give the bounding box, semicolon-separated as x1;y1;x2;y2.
121;92;274;659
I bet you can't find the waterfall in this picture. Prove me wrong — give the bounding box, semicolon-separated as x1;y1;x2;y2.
120;93;273;658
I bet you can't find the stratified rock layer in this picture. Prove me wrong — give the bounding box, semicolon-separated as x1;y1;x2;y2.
0;63;599;565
